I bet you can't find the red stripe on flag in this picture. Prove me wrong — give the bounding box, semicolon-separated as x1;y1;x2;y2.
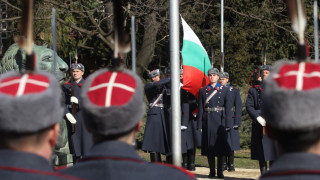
182;65;209;98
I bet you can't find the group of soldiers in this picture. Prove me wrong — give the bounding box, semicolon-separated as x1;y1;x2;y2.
142;67;243;178
2;55;320;180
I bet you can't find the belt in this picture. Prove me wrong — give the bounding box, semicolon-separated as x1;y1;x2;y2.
204;107;225;112
149;103;164;108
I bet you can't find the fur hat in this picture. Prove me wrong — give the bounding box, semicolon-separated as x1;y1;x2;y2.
149;69;160;78
208;68;219;76
262;61;320;131
261;65;271;71
219;72;229;78
80;68;146;136
71;63;85;72
0;71;64;133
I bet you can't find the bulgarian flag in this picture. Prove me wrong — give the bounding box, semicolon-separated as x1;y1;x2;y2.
181;17;211;97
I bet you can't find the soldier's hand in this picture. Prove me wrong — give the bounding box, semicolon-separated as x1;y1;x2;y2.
70;96;79;104
181;126;187;130
233;125;239;130
66;113;77;124
225;127;231;132
257;116;266;127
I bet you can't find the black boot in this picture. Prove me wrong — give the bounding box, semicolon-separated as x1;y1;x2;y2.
259;160;267;174
187;149;196;171
207;156;215;179
222;156;228;171
182;153;188;169
156;152;162;162
150;152;157;162
228;151;235;171
217;156;224;178
166;155;172;164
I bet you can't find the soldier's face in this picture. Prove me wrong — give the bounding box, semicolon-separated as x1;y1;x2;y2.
219;78;229;86
208;73;219;84
72;69;84;81
263;70;270;80
152;75;160;82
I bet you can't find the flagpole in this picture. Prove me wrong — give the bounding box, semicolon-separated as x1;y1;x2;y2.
170;0;181;166
131;16;136;73
221;0;224;72
51;8;57;75
315;0;319;62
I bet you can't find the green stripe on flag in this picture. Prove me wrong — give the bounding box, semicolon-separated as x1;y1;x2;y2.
181;39;211;75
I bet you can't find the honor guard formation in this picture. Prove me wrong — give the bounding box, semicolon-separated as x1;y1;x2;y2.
1;0;320;180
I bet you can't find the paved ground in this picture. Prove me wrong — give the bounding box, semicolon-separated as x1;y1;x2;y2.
193;167;260;180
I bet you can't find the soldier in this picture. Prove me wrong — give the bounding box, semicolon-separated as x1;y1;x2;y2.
141;69;170;162
60;68;196;180
219;72;242;172
197;68;232;178
181;69;201;171
246;65;278;174
260;61;320;179
62;63;93;163
0;71;79;179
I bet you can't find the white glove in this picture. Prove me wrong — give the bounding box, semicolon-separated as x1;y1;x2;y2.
70;96;78;104
66;113;77;124
257;116;266;127
181;126;187;130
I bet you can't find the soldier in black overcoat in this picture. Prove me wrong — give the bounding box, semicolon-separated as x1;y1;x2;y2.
60;68;196;180
141;69;171;162
180;69;201;171
259;61;320;180
246;65;278;174
62;63;93;163
219;72;242;172
0;71;79;180
197;68;232;178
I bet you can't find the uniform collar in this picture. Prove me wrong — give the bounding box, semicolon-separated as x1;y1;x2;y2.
86;141;143;161
0;150;53;172
207;82;221;91
269;152;320;173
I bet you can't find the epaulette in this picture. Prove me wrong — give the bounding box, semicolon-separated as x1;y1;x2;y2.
64;82;71;85
154;162;195;179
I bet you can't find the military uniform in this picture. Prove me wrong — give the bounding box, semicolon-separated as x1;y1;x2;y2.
197;83;232;157
246;84;278;162
61;141;196;180
59;68;195;180
0;150;81;180
226;86;242;151
259;61;320;179
62;79;93;158
260;153;320;180
181;90;201;171
141;78;171;155
0;71;80;180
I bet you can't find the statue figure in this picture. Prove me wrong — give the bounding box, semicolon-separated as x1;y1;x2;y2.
0;43;72;166
0;43;68;83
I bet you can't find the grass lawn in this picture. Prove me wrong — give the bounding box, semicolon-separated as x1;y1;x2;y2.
136;148;259;169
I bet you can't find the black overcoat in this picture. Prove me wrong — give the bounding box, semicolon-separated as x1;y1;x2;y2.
197;84;232;157
141;78;170;154
246;84;278;161
226;86;242;151
62;78;93;157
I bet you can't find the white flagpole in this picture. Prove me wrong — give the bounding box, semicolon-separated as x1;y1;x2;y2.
170;0;181;166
